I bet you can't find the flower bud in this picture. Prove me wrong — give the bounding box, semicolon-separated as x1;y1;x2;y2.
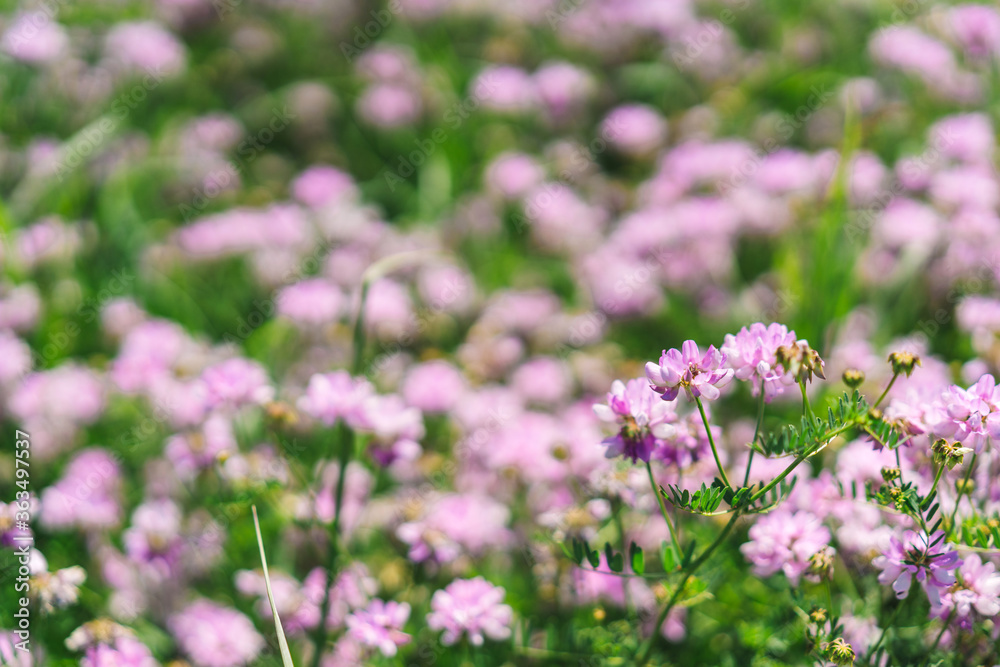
808;606;828;624
842;368;865;388
776;340;826;383
807;547;835;582
881;466;900;483
956;478;975;495
931;438;971;470
824;637;856;665
888;351;921;378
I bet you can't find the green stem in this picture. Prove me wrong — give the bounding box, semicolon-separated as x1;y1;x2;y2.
311;279;369;667
310;422;355;667
743;389;767;487
947;452;977;534
693;395;731;488
351;281;370;375
646;461;682;566
800;380;813;419
868;598;904;665
635;511;742;664
927;463;945;501
614;501;632;612
923;609;955;665
873;372;899;410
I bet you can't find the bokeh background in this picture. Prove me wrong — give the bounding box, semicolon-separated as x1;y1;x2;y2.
1;0;1000;665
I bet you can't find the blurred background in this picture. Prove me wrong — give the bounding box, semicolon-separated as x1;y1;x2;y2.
1;0;1000;664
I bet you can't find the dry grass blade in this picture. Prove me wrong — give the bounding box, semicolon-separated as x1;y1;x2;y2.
252;505;296;667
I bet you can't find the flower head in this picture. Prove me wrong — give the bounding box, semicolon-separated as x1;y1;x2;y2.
426;577;513;646
168;600;265;667
345;599;411;657
740;510;832;585
933;553;1000;631
873;530;961;606
645;340;734;401
593;378;676;463
936;374;1000;453
721;323;798;400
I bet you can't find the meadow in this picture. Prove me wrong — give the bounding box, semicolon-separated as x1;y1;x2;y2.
1;0;1000;665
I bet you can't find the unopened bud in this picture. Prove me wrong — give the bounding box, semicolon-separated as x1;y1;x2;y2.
807;547;835;582
809;606;828;624
776;340;827;383
824;637;856;665
931;439;970;470
888;351;921;378
956;478;976;495
266;401;299;427
881;466;900;483
842;368;865;389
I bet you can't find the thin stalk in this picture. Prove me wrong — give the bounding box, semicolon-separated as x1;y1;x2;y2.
948;452;977;533
311;278;369;667
614;501;632;612
873;372;900;410
868;598;904;665
927;463;945;501
800;380;813;419
923;610;956;665
635;511;741;664
646;461;682;565
310;421;355;667
743;388;767;487
694;395;731;488
749;422;853;504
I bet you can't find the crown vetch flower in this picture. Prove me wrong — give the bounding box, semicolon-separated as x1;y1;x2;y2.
200;358;274;410
426;577;514;646
67;620;157;667
933;553;1000;631
168;599;265;667
593;378;676;463
645;340;734;401
740;510;832;585
345;599;411;657
936;374;1000;453
873;530;961;606
297;371;374;429
721;323;798;400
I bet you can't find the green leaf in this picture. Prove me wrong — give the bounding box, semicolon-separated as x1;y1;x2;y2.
605;542;624;572
630;542;645;575
681;539;697;569
571;538;585;565
586;546;601;569
661;540;677;572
